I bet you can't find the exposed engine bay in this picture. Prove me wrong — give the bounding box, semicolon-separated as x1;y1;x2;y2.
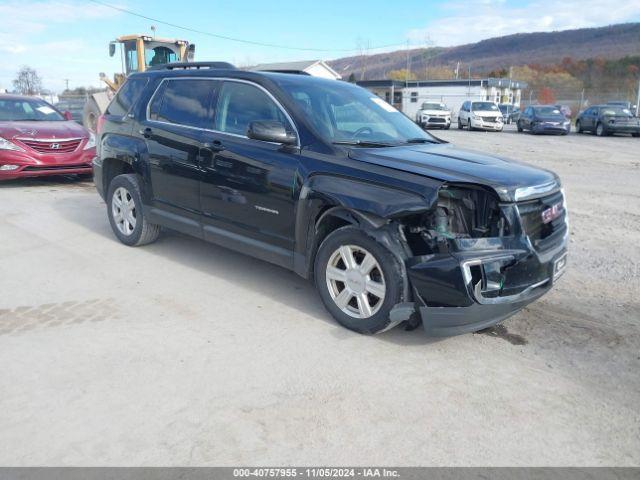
402;184;508;255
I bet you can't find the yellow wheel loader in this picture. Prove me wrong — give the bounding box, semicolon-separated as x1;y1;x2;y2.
84;34;195;132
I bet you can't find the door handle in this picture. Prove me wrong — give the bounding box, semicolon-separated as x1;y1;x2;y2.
139;127;152;139
203;140;225;152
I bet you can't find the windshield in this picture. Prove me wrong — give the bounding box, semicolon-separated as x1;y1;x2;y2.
601;106;632;116
421;103;446;111
534;107;563;116
277;77;436;145
498;105;511;113
0;98;65;122
471;102;498;111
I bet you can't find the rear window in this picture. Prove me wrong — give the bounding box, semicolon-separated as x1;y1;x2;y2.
106;77;148;116
149;79;216;128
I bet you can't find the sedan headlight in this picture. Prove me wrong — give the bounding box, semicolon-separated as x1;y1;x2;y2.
0;137;24;152
83;133;96;150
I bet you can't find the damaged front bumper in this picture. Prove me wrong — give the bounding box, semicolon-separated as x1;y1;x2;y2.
399;235;568;337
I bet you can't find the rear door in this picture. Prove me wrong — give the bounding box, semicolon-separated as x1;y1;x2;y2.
141;78;219;234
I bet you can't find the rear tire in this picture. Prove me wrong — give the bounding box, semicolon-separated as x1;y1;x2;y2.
576;120;583;133
83;98;101;133
457;119;463;130
314;226;404;334
107;174;160;247
632;132;640;138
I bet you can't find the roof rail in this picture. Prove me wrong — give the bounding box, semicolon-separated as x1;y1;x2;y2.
260;69;310;76
148;62;237;71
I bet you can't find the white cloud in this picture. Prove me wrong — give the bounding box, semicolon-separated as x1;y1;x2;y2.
407;0;640;46
0;1;123;92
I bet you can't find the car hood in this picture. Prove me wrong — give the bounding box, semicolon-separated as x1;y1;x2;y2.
535;115;566;122
420;109;450;115
472;110;501;117
348;143;559;201
0;121;89;140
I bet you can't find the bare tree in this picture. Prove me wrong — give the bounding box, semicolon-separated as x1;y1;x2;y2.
13;66;42;95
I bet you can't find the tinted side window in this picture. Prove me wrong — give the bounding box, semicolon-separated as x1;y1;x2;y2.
152;79;216;128
215;82;291;136
107;77;148;116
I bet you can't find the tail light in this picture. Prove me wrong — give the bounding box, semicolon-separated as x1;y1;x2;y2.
96;115;106;136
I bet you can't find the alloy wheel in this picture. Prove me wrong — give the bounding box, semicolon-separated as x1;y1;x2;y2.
111;187;137;236
325;245;386;319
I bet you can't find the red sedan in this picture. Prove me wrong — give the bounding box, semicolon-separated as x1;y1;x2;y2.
0;95;95;181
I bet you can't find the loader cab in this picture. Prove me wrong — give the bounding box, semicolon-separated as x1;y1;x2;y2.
109;35;192;75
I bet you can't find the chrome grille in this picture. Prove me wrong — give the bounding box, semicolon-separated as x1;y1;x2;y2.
18;138;82;154
517;190;567;251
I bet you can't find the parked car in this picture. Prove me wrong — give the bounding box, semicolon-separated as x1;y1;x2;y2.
517;105;571;135
576;105;640;137
55;98;86;124
0;94;95;180
415;102;451;129
498;104;517;124
458;101;503;131
94;63;568;336
509;108;522;123
554;104;572;119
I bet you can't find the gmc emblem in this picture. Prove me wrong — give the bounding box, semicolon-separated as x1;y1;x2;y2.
541;203;563;224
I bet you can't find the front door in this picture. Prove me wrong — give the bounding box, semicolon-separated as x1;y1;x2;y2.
141;78;219;233
199;80;300;265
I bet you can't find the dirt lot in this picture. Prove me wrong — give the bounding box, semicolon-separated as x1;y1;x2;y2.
0;126;638;466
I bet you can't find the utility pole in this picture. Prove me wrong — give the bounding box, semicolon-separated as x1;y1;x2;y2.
64;78;69;91
580;89;584;111
636;78;640;117
529;90;533;106
405;40;411;87
455;61;460;79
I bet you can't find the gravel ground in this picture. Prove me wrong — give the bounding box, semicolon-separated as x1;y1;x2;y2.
0;126;638;466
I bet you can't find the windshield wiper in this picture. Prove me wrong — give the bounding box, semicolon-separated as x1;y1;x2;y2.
404;138;440;144
332;140;397;147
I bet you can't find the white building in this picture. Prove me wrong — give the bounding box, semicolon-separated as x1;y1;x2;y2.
252;60;342;80
357;78;526;119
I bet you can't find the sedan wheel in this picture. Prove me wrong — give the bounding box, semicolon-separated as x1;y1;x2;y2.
596;123;606;136
111;187;137;236
326;245;386;319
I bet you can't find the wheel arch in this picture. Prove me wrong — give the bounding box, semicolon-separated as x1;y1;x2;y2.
293;175;433;308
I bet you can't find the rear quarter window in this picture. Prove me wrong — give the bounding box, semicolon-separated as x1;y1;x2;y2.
148;79;216;129
106;77;149;116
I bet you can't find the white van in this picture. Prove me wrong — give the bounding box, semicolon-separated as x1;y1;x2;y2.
458;101;503;131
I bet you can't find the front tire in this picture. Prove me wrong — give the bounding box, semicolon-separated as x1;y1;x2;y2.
314;226;404;334
596;123;606;136
517;120;523;132
107;174;160;246
576;120;583;133
83;98;101;133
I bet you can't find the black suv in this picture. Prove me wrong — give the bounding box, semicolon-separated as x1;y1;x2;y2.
93;62;568;336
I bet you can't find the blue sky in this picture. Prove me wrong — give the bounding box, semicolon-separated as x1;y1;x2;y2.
1;0;639;92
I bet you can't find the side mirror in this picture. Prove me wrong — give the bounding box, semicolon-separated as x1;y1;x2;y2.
109;42;116;57
63;111;74;121
247;120;297;145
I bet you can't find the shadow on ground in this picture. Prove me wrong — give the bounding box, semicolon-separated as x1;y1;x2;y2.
53;194;446;347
